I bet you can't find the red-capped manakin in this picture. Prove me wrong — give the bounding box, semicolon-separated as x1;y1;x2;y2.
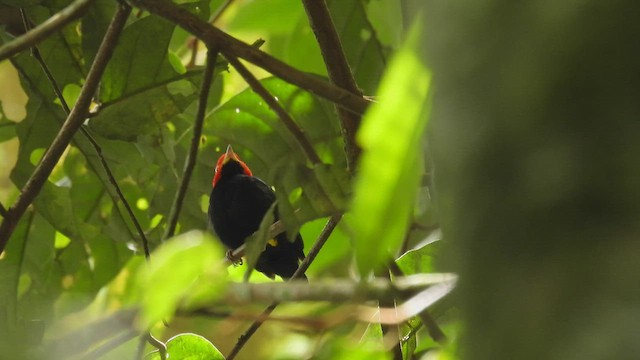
208;145;306;279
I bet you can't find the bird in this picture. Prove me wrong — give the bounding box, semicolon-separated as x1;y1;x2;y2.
208;145;306;280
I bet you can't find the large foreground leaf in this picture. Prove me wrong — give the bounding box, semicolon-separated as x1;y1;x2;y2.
350;16;431;275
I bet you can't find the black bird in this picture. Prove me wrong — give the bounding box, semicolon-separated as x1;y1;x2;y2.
208;145;306;279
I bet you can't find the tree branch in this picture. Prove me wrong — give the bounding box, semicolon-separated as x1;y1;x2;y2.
0;0;95;61
0;3;132;253
226;213;342;360
221;273;451;305
124;0;370;116
0;202;7;219
19;9;151;259
163;49;219;240
226;54;322;165
301;0;364;171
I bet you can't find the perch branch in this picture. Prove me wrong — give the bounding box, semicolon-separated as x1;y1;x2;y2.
163;49;219;240
0;3;131;253
220;273;452;305
226;54;322;165
226;214;342;360
125;0;370;115
20;9;151;259
0;0;95;61
301;0;364;170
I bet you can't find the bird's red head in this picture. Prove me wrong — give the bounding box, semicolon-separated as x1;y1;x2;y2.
212;145;253;187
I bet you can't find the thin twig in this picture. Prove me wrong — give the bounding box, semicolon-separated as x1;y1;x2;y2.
164;49;219;240
0;3;132;253
301;0;363;171
145;333;167;360
20;9;151;259
226;54;322;165
125;0;370;116
388;261;447;344
226;213;342;360
0;0;95;61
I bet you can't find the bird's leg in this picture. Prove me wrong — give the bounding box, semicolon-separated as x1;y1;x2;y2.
226;249;243;266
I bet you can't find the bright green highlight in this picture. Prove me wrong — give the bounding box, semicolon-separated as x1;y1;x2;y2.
145;333;225;360
350;15;431;275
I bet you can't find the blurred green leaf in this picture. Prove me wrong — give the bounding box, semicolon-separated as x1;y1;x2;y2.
134;231;226;326
145;333;224;360
350;15;431;275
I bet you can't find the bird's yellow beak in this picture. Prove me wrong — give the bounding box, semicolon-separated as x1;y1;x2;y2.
222;144;241;165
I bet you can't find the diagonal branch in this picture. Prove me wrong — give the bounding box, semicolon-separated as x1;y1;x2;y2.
0;202;7;219
0;3;132;253
19;9;151;259
226;213;342;360
125;0;370;116
226;55;322;165
0;0;95;61
164;49;219;240
301;0;364;171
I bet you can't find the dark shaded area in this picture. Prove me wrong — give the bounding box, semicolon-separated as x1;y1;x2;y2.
428;1;640;358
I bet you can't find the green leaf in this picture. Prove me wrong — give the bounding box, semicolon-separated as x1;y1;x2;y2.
99;15;178;101
396;234;441;275
145;333;225;360
81;0;116;68
350;15;431;275
243;202;276;281
224;0;304;35
89;84;195;141
134;231;226;327
0;118;16;143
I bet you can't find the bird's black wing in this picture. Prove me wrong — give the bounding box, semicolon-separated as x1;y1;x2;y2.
210;174;275;249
